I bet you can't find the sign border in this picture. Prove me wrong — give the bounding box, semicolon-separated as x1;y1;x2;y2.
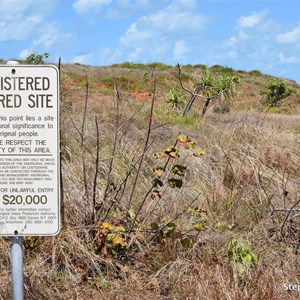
0;64;60;236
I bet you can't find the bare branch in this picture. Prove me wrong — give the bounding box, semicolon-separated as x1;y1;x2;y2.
92;116;100;223
128;78;156;213
280;196;300;239
101;83;121;213
81;78;89;204
177;64;208;100
177;64;235;116
147;193;201;242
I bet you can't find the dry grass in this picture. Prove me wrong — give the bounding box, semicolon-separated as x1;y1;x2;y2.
0;64;300;299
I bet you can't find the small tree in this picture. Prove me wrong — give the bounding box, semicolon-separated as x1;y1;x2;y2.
199;69;239;116
261;79;296;107
177;64;239;117
26;52;49;65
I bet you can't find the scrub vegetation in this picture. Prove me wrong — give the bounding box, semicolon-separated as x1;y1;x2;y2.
0;59;300;299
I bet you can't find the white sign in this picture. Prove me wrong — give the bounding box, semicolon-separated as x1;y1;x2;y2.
0;65;60;236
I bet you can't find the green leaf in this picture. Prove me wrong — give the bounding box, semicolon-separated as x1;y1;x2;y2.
153;178;163;188
166;222;176;232
193;150;206;157
177;134;190;143
100;222;113;231
115;225;126;232
165;146;176;153
165;147;179;158
236;262;245;275
151;190;162;199
244;254;253;266
184;141;197;149
107;233;127;247
181;236;192;248
153;166;165;177
194;223;207;231
127;209;136;220
167;178;183;188
155;151;168;159
172;165;186;176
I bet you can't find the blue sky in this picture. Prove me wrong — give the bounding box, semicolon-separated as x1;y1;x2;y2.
1;0;300;82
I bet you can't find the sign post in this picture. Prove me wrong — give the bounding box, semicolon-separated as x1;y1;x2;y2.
0;61;60;299
11;235;23;300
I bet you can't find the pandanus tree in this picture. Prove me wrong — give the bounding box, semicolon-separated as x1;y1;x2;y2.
177;64;240;116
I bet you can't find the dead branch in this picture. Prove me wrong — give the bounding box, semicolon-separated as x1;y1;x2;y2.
92;116;100;223
81;78;89;205
128;79;156;229
177;64;229;116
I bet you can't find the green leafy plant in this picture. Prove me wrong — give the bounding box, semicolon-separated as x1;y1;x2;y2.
225;239;258;276
186;207;209;232
95;221;127;257
261;79;296;107
26;52;49;65
165;86;185;109
150;206;209;248
24;236;43;251
127;133;207;237
152;134;205;194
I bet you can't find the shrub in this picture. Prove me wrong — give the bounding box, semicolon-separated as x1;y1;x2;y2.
261;79;296;107
248;70;262;77
193;64;207;70
26;52;49;65
225;239;258;276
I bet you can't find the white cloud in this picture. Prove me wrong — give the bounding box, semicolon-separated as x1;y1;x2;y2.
237;10;268;29
128;47;143;61
118;1;211;62
0;0;50;20
98;0;197;19
276;24;300;44
106;0;165;18
278;52;298;64
173;40;188;61
73;0;112;14
15;21;73;62
223;36;238;48
32;22;73;48
0;0;56;41
18;49;31;60
0;21;32;41
71;53;92;65
99;47;123;65
33;22;61;47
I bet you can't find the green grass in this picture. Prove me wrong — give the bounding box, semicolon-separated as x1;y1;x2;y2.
155;103;200;128
111;61;172;71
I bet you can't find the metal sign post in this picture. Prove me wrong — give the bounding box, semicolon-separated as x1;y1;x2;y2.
1;61;60;299
11;235;24;299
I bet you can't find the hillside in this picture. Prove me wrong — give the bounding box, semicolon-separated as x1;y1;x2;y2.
0;62;300;299
61;62;300;112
